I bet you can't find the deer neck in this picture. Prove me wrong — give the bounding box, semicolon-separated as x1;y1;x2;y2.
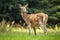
21;12;28;20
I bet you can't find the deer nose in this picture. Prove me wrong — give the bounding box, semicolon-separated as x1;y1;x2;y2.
22;9;27;12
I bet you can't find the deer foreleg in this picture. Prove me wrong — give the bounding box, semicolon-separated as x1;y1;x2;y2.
27;24;31;35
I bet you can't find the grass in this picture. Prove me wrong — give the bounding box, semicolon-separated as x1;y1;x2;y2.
0;30;60;40
0;19;60;40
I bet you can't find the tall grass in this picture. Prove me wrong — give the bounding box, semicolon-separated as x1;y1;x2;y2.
0;19;60;32
0;19;13;32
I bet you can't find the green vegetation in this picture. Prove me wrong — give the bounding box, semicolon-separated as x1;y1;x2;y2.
0;0;60;26
0;31;60;40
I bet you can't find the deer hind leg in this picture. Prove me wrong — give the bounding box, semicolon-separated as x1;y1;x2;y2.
27;23;31;35
43;24;47;34
43;19;48;34
41;25;47;34
39;22;47;34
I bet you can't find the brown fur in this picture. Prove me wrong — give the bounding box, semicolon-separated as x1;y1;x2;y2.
19;4;48;35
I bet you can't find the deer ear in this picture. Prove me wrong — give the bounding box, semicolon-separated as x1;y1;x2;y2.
19;4;22;7
25;4;28;7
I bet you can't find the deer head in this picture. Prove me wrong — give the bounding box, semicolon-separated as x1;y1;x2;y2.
19;4;28;13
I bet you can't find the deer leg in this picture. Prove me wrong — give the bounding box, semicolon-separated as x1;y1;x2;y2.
27;24;31;35
33;27;36;35
43;21;47;34
43;25;47;33
41;25;47;34
39;22;47;34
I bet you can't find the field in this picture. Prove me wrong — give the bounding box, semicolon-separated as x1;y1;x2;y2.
0;28;60;40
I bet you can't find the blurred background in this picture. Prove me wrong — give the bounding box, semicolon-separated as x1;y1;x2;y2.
0;0;60;32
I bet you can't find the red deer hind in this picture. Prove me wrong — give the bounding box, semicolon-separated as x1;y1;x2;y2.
19;4;48;35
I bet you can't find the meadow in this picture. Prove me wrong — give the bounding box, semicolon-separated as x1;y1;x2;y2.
0;28;60;40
